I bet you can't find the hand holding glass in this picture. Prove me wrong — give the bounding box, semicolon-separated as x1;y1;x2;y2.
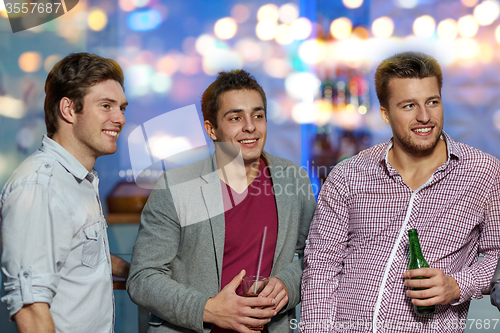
242;276;269;331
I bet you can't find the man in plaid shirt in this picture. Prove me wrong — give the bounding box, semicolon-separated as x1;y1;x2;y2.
300;52;500;332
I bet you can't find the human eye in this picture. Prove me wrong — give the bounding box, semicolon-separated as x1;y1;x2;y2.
402;103;414;110
102;103;111;110
120;106;126;113
428;99;439;106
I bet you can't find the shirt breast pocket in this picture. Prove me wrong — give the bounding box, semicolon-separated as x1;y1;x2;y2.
82;220;105;268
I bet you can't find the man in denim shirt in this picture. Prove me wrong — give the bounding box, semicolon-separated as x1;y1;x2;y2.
0;53;129;332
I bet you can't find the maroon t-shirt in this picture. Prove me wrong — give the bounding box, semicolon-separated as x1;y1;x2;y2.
211;159;278;333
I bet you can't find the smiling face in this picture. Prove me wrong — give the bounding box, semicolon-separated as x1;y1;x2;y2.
72;79;127;160
380;76;443;157
204;89;267;166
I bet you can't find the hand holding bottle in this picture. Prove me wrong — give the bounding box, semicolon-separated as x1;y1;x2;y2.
404;268;461;307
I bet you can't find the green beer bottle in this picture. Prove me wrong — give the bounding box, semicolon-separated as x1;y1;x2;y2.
408;229;436;315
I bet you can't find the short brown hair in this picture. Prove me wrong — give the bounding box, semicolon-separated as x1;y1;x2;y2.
375;51;442;109
44;52;124;137
201;70;267;129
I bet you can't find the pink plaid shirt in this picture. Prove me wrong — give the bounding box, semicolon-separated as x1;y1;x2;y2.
300;133;500;333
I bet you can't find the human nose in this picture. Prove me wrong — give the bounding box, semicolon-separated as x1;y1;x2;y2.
416;106;430;123
242;116;255;132
112;109;126;126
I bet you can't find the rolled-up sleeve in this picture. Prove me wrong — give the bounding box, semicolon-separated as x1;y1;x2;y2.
1;183;73;318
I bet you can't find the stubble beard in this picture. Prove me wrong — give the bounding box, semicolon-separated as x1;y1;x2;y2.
396;127;443;157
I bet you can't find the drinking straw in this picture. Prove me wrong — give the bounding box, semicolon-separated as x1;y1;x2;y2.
254;226;268;294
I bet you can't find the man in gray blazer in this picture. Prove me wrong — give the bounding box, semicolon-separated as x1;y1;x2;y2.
127;70;316;333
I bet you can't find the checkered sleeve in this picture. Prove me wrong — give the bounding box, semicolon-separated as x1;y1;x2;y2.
300;167;350;333
450;171;500;304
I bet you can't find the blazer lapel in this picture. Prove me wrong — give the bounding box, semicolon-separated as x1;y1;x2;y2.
264;152;291;266
200;154;225;288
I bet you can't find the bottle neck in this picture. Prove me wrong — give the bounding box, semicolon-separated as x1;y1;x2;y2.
408;230;424;258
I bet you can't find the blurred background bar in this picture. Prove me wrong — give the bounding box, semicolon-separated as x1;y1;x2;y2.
1;0;500;332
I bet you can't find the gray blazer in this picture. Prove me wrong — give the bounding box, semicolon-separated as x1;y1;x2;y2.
491;257;500;311
127;151;316;332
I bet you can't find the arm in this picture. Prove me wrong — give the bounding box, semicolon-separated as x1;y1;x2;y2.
447;172;500;304
300;168;350;333
13;303;55;333
1;184;72;320
111;254;130;279
266;166;316;313
404;171;500;306
127;177;206;331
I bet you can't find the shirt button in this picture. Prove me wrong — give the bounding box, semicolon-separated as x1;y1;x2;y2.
44;164;50;168
23;272;29;278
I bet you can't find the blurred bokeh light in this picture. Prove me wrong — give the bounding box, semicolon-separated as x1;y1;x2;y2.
495;24;500;43
202;50;242;76
458;15;479;38
330;17;352;40
157;55;178;76
119;0;136;12
256;20;278;40
290;17;312;40
437;19;458;40
285;72;321;100
413;15;436;39
231;4;250;23
473;0;500;26
343;0;364;9
214;17;238;40
127;9;162;31
455;38;480;59
0;96;26;119
263;58;291;78
278;3;299;23
19;52;42;72
275;24;294;45
461;0;479;7
235;39;262;62
88;9;108;31
151;73;172;94
44;54;62;72
126;65;155;97
132;0;150;8
292;102;316;124
394;0;419;9
298;39;326;64
195;34;217;56
257;4;279;22
371;17;394;39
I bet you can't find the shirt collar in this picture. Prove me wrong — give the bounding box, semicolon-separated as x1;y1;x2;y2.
380;131;461;175
40;135;93;181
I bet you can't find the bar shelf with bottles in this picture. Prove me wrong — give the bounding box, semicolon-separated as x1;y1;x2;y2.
310;65;371;187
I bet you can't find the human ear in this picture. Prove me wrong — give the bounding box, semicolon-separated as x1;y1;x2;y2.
59;97;75;124
204;120;217;141
380;106;391;125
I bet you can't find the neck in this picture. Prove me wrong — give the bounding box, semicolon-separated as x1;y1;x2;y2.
215;149;262;192
244;157;261;184
51;132;96;172
388;138;447;190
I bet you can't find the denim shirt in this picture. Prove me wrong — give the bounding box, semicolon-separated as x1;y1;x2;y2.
0;135;113;333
